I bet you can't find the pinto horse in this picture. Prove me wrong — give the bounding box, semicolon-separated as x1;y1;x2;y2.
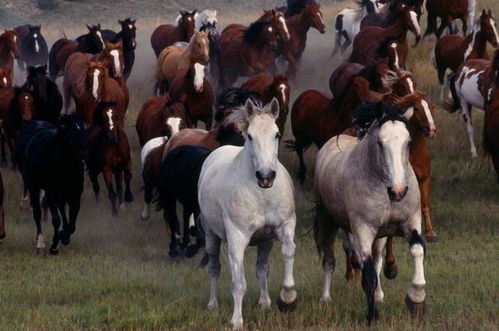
136;97;187;146
434;9;499;100
425;0;475;38
86;101;133;216
150;10;197;57
349;6;421;67
290;76;384;182
48;24;105;81
241;73;290;135
276;2;326;77
15;114;87;254
15;24;48;70
0;30;20;82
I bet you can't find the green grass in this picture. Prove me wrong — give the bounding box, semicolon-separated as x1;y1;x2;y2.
1;0;499;329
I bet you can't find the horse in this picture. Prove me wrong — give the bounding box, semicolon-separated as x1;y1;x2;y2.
156;31;210;96
136;97;187;146
483;99;499;181
276;2;326;77
15;24;48;71
174;9;217;31
22;65;62;124
361;0;424;29
424;0;475;38
86;101;133;216
331;0;382;58
349;6;421;67
198;98;298;329
217;20;280;91
289;76;384;183
0;170;4;242
434;9;499;101
442;49;499;157
150;10;197;57
314;101;426;322
48;24;105;81
0;30;20;82
15;114;87;254
241;73;290;135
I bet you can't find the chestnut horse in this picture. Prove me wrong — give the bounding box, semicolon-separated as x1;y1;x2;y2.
424;0;475;38
156;31;209;96
150;10;197;57
48;25;105;81
434;9;499;100
289;76;384;182
276;2;326;77
136;97;187;146
349;6;421;67
240;73;290;135
0;30;20;82
86;101;133;216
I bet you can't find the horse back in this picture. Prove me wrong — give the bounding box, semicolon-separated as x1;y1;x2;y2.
151;24;178;56
161;128;211;161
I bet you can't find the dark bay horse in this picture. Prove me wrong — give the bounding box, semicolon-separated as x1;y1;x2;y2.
15;114;87;254
49;25;105;81
0;30;20;82
241;73;290;135
150;10;196;57
15;24;48;70
86;101;133;216
425;0;474;38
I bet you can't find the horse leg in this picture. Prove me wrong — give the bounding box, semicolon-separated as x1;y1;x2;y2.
206;226;222;310
6;136;16;170
437;65;446;101
424;12;437;38
20;184;29;211
402;214;426;318
383;236;398;279
64;197;80;245
341;230;355;282
460;101;477;157
30;186;45;254
41;191;49;223
164;198;181;257
254;241;273;309
180;207;190;250
295;137;309;184
419;172;438;242
316;203;338;302
47;195;61;255
372;237;387;303
462;18;468;36
89;173;100;203
103;167;118;216
115;170;124;210
124;163;133;203
331;29;343;57
436;18;449;38
141;179;153;221
340;31;352;58
0;132;7;164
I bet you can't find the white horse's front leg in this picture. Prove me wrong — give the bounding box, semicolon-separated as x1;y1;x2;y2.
226;228;250;330
372;237;387;303
460;101;477;157
402;214;426;318
255;241;273;309
275;215;298;312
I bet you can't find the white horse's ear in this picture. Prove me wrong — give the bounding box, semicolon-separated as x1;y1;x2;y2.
245;98;256;116
268;97;280;119
403;106;414;120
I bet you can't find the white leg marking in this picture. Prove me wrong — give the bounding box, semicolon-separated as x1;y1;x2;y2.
141;203;150;220
407;243;426;303
106;108;114;130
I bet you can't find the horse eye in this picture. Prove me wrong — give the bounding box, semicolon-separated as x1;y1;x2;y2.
247;134;253;141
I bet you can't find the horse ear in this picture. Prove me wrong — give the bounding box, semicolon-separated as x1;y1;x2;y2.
244;98;256;116
267;97;280;119
118;19;124;24
86;24;92;31
488;9;492;16
180;10;187;15
192;9;197;15
97;23;101;29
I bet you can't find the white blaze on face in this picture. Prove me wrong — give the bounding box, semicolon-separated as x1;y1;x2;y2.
167;117;182;135
406;77;414;93
279;83;287;106
96;31;105;48
390;43;400;70
421;99;436;136
92;69;100;100
379;120;410;192
106;108;114;130
278;16;290;40
34;33;40;53
128;24;133;29
2;77;7;86
409;11;421;36
109;49;122;77
490;18;499;44
193;63;205;92
268;26;273;33
13;36;17;43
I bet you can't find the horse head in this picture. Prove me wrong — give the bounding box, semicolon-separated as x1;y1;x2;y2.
263;9;290;41
2;30;20;59
26;65;49;101
14;86;34;121
86;61;107;101
270;74;290;112
59;114;88;161
0;68;12;88
118;18;137;49
26;25;43;54
162;101;187;138
393;91;436;138
94;101;120;143
179;10;197;39
479;9;499;48
85;24;105;53
102;41;124;78
200;22;220;56
303;2;326;34
400;6;422;44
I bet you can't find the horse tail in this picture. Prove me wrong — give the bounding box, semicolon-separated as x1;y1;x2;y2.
335;14;343;32
439;72;460;113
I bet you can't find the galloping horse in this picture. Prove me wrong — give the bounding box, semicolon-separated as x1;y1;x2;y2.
150;10;197;57
15;114;87;255
241;73;290;135
349;6;421;67
15;24;48;70
48;25;105;81
314;102;426;321
198;99;298;329
424;0;475;38
0;30;20;82
434;10;499;100
86;101;133;216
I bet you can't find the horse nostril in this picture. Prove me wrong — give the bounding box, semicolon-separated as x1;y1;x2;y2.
256;171;263;180
269;170;276;180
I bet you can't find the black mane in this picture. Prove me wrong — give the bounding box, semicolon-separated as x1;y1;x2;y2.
244;19;272;44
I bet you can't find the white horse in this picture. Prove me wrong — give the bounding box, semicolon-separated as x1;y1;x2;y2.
314;102;426;321
331;0;384;58
174;9;217;31
198;98;297;329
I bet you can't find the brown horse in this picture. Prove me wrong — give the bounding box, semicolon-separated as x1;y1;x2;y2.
156;31;210;96
86;101;133;216
349;6;421;67
150;10;197;57
49;25;105;81
240;73;290;135
276;2;326;77
290;76;384;182
424;0;474;38
434;9;499;100
0;30;20;82
136;97;187;146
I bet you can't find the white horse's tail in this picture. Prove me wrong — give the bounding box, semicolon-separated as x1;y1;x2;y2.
468;0;476;28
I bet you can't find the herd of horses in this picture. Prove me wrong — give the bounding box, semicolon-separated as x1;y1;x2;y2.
0;0;498;328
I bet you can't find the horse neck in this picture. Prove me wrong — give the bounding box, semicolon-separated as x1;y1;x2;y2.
383;17;408;41
234;141;257;177
469;29;490;58
176;25;190;40
289;11;310;37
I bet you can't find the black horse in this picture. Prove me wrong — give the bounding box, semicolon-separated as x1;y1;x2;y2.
15;115;87;254
15;24;49;70
23;65;62;124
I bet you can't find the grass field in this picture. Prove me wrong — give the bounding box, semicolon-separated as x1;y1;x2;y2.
1;0;499;330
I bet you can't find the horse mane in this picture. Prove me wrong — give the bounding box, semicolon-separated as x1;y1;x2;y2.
358;64;385;91
92;101;117;126
381;69;407;90
244;19;272;43
224;99;270;135
352;101;407;138
390;91;425;108
215;88;261;117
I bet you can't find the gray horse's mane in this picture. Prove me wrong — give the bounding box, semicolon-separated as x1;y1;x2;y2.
224;100;266;134
381;70;413;90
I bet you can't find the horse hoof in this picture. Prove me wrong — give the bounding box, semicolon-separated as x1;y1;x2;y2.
276;288;298;313
120;203;126;211
49;247;59;255
366;308;380;323
425;233;439;243
61;237;70;246
405;295;425;318
125;192;134;203
185;244;200;258
383;262;398;279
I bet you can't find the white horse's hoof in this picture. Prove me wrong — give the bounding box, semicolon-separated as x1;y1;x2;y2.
258;295;271;309
230;318;243;330
375;289;384;303
207;300;218;310
319;295;332;304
